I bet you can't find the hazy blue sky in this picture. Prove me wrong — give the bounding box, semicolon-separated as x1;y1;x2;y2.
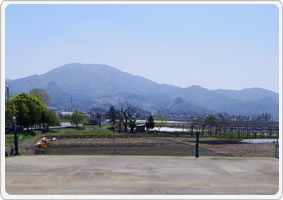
5;4;279;92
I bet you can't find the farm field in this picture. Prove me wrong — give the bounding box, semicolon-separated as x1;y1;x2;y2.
13;127;278;157
31;137;225;156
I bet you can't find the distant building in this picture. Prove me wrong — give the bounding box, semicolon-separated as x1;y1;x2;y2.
47;106;58;112
86;112;107;125
58;111;73;120
136;124;145;133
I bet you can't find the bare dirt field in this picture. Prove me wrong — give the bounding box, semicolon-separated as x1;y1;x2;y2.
199;142;276;157
31;137;226;156
19;137;277;157
5;156;279;195
173;138;277;157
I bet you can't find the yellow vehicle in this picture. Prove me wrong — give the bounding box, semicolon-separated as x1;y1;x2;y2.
35;137;52;148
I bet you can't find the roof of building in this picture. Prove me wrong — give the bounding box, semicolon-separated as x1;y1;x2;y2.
59;112;73;115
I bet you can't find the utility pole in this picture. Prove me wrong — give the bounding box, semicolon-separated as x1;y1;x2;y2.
71;97;73;112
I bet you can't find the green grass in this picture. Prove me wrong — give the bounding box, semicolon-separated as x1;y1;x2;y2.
84;123;111;129
5;133;34;153
5;134;34;145
40;128;114;137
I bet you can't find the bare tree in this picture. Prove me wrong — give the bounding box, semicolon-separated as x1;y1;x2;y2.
116;103;138;132
121;106;130;132
116;111;123;132
128;112;140;133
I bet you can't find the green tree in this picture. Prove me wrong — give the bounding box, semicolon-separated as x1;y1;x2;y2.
96;112;102;128
42;109;60;130
63;114;72;122
6;93;46;129
128;118;136;133
71;109;88;128
5;101;17;126
29;88;51;105
205;114;217;125
81;118;89;128
116;111;123;132
128;113;140;133
146;114;155;130
106;106;117;126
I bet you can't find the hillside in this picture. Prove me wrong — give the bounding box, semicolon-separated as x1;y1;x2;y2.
6;63;279;118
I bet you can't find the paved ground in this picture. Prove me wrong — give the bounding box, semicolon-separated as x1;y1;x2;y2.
5;156;279;195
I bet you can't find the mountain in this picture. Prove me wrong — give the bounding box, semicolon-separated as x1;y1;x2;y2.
162;97;213;116
211;88;278;103
6;63;279;119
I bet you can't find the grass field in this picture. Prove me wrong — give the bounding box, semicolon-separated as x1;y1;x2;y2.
40;128;114;137
84;123;111;129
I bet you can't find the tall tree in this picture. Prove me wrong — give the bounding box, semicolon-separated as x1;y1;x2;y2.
146;114;155;130
71;109;88;128
29;88;51;105
42;109;61;130
63;114;72;122
106;106;117;126
96;112;102;128
116;111;123;132
6;93;46;129
5;101;16;126
128;112;140;133
115;104;137;132
121;106;130;132
128;118;136;133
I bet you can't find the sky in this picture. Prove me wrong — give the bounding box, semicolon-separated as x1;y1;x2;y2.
5;4;279;92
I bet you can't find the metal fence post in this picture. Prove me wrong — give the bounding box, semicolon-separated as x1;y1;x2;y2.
195;132;199;158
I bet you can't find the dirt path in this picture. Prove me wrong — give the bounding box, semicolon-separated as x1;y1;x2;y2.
18;138;36;154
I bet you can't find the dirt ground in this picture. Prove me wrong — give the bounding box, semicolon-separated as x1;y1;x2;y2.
18;137;277;157
173;138;278;157
199;142;276;157
32;137;225;156
5;156;279;195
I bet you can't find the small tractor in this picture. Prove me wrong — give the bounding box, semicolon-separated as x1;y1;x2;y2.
35;137;56;148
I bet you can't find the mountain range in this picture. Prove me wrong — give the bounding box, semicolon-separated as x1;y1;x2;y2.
6;63;279;119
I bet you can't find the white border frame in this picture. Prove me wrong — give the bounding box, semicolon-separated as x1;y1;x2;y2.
0;1;282;199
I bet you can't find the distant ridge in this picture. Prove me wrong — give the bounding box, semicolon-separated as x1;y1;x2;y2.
6;63;279;119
